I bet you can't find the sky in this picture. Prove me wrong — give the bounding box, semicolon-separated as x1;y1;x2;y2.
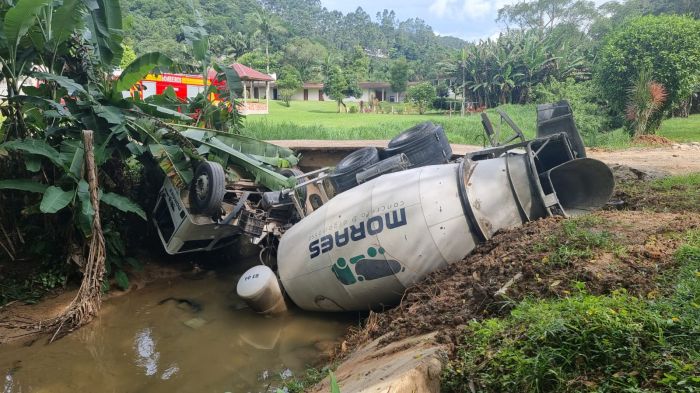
319;0;606;42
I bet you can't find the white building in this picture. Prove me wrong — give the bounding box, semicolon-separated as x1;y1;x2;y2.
269;81;419;103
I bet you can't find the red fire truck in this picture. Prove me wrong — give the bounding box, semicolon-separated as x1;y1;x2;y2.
132;70;224;102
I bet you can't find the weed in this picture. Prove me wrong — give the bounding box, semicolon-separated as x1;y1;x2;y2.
443;229;700;393
279;366;336;393
538;217;614;267
652;173;700;191
0;261;70;305
613;173;700;213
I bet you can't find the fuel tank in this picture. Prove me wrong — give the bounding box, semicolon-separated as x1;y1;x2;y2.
277;152;614;312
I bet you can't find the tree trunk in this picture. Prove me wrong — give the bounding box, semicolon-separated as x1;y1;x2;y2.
46;130;106;342
461;70;466;117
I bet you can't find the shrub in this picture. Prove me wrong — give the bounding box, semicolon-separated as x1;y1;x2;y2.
596;15;700;124
406;82;436;114
348;105;358;113
533;79;609;143
626;68;668;136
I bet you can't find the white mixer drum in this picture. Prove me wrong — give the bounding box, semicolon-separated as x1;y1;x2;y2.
277;155;614;312
277;163;478;311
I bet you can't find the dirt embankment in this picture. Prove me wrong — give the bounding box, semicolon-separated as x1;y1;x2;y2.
346;210;700;352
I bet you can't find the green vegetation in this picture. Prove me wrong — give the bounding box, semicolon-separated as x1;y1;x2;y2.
538;217;616;267
276;65;303;107
597;15;700;131
279;367;337;393
614;173;700;213
0;0;248;305
406;82;437;115
243;101;700;147
658;116;700;142
116;0;700;140
443;229;700;392
243;101;536;144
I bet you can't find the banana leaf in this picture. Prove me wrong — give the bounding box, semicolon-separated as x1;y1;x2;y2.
180;129;296;190
179;127;298;165
148;143;192;189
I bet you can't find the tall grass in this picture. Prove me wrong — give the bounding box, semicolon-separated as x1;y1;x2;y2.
243;101;536;145
242;100;700;148
443;230;700;393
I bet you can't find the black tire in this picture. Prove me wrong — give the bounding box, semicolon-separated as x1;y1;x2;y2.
329;147;379;193
385;123;452;168
280;167;308;205
387;122;434;148
189;161;226;216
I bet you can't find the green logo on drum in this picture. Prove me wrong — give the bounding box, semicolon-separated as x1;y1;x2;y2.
332;246;405;285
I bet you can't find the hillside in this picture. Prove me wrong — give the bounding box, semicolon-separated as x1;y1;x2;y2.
120;0;464;80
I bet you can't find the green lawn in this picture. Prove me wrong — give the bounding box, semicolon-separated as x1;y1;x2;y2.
244;100;700;148
243;100;536;145
658;115;700;142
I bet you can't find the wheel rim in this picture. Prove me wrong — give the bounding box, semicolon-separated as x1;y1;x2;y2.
195;174;209;200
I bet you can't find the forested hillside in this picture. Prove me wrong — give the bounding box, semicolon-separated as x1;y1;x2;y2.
121;0;458;81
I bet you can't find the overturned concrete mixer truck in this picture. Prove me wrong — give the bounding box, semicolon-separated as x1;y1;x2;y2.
153;101;615;313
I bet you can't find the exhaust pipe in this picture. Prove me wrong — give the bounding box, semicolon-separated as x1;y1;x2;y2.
277;150;614;312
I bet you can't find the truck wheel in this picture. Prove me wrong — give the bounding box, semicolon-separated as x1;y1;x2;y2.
280;168;308;205
330;147;379;193
189;160;226;216
385;122;452;168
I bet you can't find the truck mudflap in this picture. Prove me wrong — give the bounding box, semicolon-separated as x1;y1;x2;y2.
277;146;614;312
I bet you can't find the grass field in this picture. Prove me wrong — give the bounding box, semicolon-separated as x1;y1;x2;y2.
243;100;536;145
243;100;700;147
658;114;700;142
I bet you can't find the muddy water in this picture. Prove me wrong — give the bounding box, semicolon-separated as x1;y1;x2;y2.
0;268;353;392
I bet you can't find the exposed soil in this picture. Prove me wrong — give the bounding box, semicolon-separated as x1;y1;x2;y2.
586;146;700;175
348;210;700;352
632;135;674;145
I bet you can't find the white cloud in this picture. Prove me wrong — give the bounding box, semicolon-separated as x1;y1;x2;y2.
429;0;520;21
461;0;491;19
429;0;455;17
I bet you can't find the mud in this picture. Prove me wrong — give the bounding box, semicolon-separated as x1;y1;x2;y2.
347;211;700;351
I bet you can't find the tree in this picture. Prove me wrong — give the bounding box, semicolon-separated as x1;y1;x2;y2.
120;44;138;69
406;82;436;114
323;65;349;113
346;45;370;81
389;58;410;102
283;38;327;82
237;50;281;73
597;15;700;129
276;65;303;106
497;0;599;34
323;65;362;113
246;11;287;73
